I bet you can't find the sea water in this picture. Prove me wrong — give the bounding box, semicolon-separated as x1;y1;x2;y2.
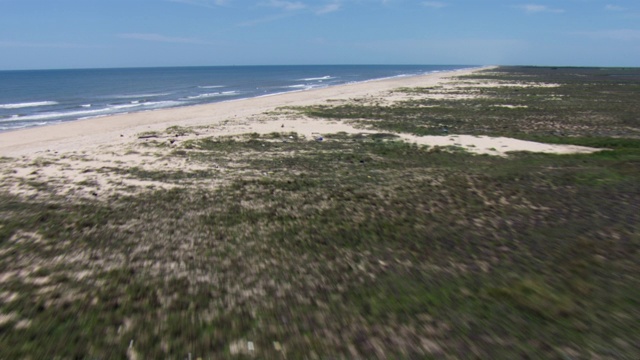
0;65;472;132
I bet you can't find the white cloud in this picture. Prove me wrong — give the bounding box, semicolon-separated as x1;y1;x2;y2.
355;37;526;65
575;29;640;41
316;2;341;15
0;41;94;49
422;1;447;9
265;0;306;11
167;0;228;9
236;13;292;27
119;33;212;45
518;4;564;14
238;1;340;26
605;4;625;11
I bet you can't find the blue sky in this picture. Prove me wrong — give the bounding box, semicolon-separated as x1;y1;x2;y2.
0;0;639;70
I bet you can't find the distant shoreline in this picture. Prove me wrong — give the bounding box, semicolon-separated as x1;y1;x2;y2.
0;65;475;133
0;66;488;157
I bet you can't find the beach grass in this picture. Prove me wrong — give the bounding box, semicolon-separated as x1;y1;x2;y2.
295;66;640;139
0;66;639;358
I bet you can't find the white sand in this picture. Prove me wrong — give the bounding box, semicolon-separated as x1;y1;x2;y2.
0;67;478;157
0;66;601;199
0;66;596;158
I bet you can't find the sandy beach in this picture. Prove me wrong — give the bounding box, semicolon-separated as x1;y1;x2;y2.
1;65;637;359
0;66;596;158
0;66;601;200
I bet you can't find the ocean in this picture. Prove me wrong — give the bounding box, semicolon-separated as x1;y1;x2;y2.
0;65;471;132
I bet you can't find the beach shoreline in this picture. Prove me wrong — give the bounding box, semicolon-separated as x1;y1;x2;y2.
0;67;487;157
0;64;600;200
1;65;637;359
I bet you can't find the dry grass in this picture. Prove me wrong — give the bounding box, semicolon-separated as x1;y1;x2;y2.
0;66;639;358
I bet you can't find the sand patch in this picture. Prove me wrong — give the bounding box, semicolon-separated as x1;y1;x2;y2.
491;104;529;109
400;134;598;156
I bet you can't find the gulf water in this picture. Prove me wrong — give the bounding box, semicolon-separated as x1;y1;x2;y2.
0;65;471;132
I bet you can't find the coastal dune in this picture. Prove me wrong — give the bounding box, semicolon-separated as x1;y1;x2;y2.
2;66;635;359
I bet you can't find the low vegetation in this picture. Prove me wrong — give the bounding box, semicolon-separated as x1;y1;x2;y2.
0;67;638;358
297;66;640;139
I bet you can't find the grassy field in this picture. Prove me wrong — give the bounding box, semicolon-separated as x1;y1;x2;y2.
1;66;639;359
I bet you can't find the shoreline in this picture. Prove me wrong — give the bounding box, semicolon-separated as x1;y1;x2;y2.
0;65;636;359
0;66;476;135
0;66;487;157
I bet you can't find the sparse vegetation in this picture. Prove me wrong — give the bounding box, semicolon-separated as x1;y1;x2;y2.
0;67;639;358
295;66;640;140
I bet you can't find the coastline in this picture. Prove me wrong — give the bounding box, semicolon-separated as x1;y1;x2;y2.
0;63;600;200
1;65;637;359
0;67;486;157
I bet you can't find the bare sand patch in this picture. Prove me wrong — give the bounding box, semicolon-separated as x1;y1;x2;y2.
400;134;597;156
491;105;529;109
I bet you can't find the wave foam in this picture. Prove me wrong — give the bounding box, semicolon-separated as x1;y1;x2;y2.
299;76;335;81
184;91;239;100
0;101;58;109
284;84;327;91
1;100;184;123
111;93;170;99
0;121;56;131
